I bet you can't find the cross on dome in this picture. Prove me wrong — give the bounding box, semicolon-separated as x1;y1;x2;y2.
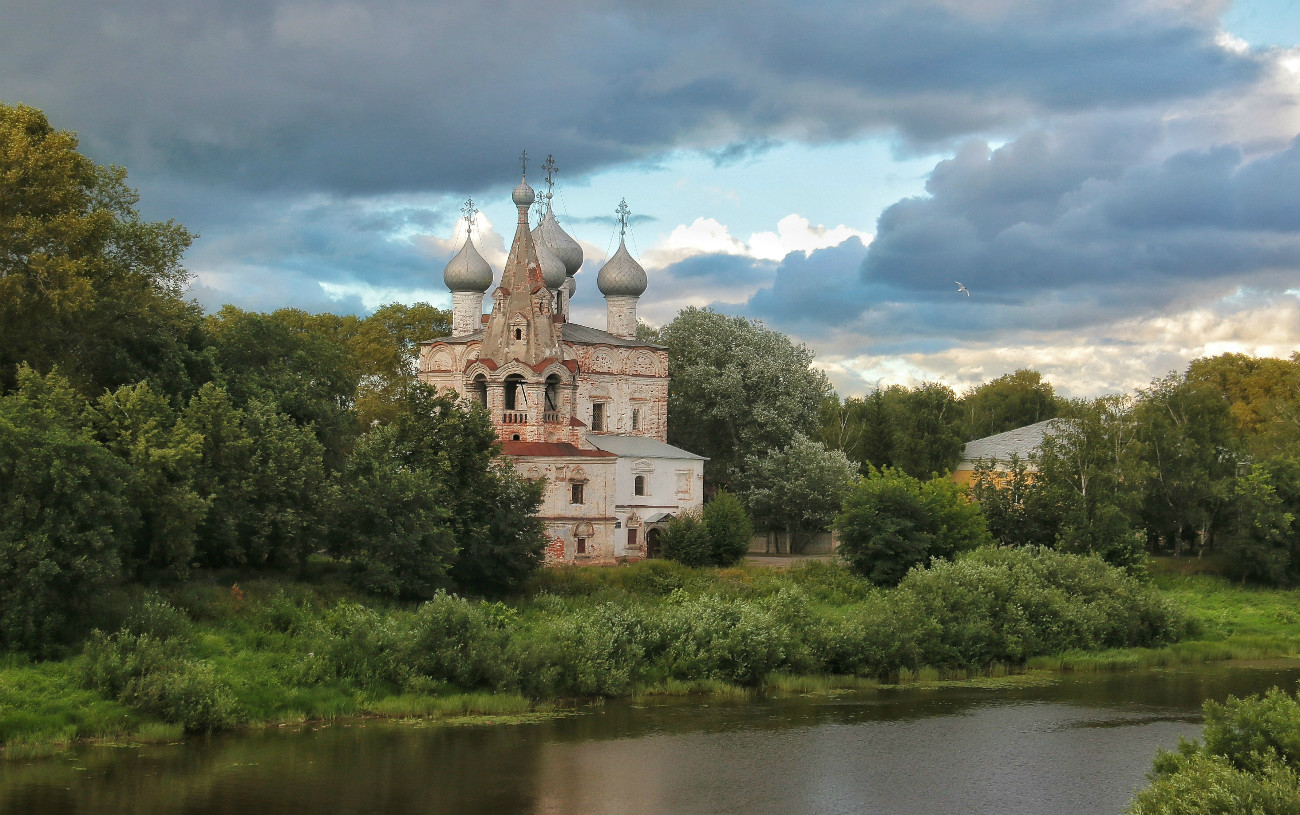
519;149;528;180
616;198;631;238
460;197;479;238
541;154;558;207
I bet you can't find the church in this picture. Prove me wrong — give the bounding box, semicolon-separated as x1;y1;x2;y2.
417;158;705;564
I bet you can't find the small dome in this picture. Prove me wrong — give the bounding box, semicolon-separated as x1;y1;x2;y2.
597;238;647;297
443;236;493;292
566;275;577;296
512;180;535;207
532;209;584;276
535;235;567;290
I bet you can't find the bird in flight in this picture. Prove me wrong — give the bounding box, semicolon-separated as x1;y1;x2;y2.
955;281;970;296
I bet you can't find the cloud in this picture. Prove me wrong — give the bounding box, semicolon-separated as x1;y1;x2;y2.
1;0;1264;199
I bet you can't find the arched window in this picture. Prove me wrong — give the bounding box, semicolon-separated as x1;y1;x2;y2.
634;475;645;496
545;374;561;411
514;327;523;341
471;374;488;406
504;374;526;410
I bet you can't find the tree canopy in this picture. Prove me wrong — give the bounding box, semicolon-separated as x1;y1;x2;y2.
660;307;831;491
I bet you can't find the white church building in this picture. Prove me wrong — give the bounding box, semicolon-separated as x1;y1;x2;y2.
418;158;705;564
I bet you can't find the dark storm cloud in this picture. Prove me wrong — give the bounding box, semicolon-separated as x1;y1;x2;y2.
727;130;1298;347
0;0;1260;198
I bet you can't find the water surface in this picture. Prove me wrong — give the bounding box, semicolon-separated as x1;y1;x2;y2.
4;661;1298;815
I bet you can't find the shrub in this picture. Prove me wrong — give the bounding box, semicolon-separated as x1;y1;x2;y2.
1128;685;1300;813
659;513;713;567
703;491;754;566
401;592;515;691
83;630;238;732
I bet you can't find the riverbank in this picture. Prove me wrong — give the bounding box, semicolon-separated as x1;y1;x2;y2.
3;551;1298;760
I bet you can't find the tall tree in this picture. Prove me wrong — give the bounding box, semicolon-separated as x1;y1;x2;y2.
959;369;1061;441
660;308;831;491
0;102;208;397
739;433;858;553
889;383;965;478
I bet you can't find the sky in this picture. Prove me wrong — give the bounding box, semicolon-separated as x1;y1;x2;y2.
2;0;1297;398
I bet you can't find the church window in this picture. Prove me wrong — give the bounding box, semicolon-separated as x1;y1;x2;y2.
576;537;587;554
515;328;523;341
545;374;561;411
504;374;525;410
634;475;646;496
592;402;605;431
571;482;584;504
471;374;488;406
627;528;638;550
631;407;640;430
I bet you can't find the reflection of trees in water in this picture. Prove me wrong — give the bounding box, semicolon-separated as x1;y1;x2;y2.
4;664;1300;814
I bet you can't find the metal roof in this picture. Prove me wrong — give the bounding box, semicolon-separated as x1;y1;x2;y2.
959;419;1067;467
585;434;706;460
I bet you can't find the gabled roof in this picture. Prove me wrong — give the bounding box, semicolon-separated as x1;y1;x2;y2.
585;434;706;460
959;419;1066;468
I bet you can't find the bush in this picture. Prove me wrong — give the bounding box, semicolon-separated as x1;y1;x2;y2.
704;491;753;566
1128;685;1300;813
83;630;238;732
659;513;713;567
835;467;991;585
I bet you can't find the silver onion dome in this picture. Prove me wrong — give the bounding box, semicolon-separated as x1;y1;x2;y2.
535;233;567;290
443;236;493;292
597;237;647;297
533;209;584;276
566;275;577;297
512;180;535;208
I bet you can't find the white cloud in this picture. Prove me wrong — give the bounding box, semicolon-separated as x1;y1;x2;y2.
641;213;869;268
747;214;871;262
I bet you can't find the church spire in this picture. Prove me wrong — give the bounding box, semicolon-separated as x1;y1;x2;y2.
479;162;563;366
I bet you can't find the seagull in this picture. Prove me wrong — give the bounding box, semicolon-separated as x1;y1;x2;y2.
955;280;970;296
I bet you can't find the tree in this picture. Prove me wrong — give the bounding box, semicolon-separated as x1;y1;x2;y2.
91;381;208;579
0;102;209;398
704;491;754;566
1132;373;1240;555
207;306;360;469
959;369;1061;441
660;308;831;491
334;426;457;599
739;433;858;553
835;466;991;585
1032;396;1145;569
660;492;755;567
375;385;546;595
1218;455;1300;586
0;367;131;654
1186;352;1300;454
969;455;1058;548
889;383;965;478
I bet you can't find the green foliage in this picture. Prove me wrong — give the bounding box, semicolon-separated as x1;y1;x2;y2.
660;307;831;491
1219;456;1300;586
969;455;1058;548
704;491;754;566
91;381;208;578
334;426;457;600
819;383;965;478
0;102;208;398
740;432;857;552
659;512;713;567
0;367;130;654
959;369;1062;441
1186;352;1300;457
1128;685;1300;814
83;628;238;733
835;467;992;585
206;306;360;469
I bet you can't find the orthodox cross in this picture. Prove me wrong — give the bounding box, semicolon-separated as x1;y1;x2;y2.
461;197;479;238
616;198;631;238
519;149;528;180
541;154;558;207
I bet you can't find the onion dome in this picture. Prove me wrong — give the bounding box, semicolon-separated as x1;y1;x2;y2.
597;237;647;297
566;275;577;297
535;233;567;290
532;209;584;276
512;180;535;208
443;236;493;292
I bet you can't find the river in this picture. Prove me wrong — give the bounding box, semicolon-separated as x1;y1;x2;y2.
4;660;1298;815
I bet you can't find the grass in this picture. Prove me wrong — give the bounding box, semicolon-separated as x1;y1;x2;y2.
5;557;1300;760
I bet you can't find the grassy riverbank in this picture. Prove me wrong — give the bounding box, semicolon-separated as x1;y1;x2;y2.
3;551;1298;759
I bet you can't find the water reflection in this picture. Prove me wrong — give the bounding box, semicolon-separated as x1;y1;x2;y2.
4;661;1298;815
